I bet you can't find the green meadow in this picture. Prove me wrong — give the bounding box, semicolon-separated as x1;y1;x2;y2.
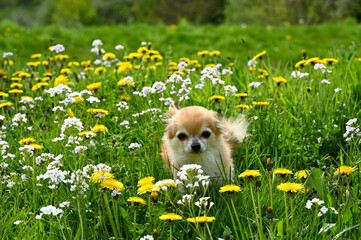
1;21;361;239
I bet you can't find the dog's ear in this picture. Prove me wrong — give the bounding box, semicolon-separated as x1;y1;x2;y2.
209;110;224;135
166;101;180;118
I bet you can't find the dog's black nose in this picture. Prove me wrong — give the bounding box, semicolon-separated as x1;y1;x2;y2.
191;142;201;152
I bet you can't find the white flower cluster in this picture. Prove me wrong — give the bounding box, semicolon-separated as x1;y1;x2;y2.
37;167;70;189
46;84;72;97
117;101;129;111
19;97;34;105
291;71;309;78
12;113;27;126
344;118;361;143
200;64;225;85
131;108;161;118
249;81;263;88
90;39;105;55
3;52;13;58
61;117;84;135
119;76;135;87
305;198;338;217
140;235;154;240
128;142;141;149
50;44;65;53
86;96;101;103
321;79;331;84
224;85;238;96
177;194;193;206
176;164;210;192
38;205;64;218
314;63;332;73
154;179;176;191
195;196;214;210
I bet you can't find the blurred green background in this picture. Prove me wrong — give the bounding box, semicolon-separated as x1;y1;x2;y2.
1;0;361;26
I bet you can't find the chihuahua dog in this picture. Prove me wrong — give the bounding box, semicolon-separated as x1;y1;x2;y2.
161;103;248;185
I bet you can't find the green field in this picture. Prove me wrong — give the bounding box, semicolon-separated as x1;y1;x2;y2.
1;21;361;239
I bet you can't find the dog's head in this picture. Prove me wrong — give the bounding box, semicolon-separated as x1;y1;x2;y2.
164;103;223;154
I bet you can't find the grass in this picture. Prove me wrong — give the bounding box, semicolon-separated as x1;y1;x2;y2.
1;21;361;239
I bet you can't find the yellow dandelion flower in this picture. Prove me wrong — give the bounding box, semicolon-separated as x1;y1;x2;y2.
208;95;225;101
304;57;320;65
84;67;94;72
179;57;190;64
236;93;249;98
159;213;183;221
79;131;97;138
239;170;261;178
168;62;177;67
252;50;266;61
67;61;80;67
150;55;163;61
31;53;42;59
116;61;133;74
91;124;108;133
120;95;131;101
137;47;148;54
0;102;12;108
54;54;69;61
294;170;309;179
209;50;221;57
8;89;23;94
81;60;91;67
103;52;116;60
87;108;109;116
274;168;293;175
127;197;147;205
54;75;72;87
187;216;215;223
91;170;114;183
11;77;22;81
101;179;125;191
334;166;357;176
138;184;156;195
138;176;155;186
29;143;43;149
236;104;250;110
87;82;102;91
73;96;84;103
68;108;74;118
27;61;40;67
117;78;135;87
10;83;23;88
273;77;287;84
219;184;242;193
277;182;304;193
94;67;106;75
197;50;209;57
252;101;270;106
150;191;158;200
60;68;71;74
19;137;36;144
323;58;338;64
32;82;49;91
0;92;9;97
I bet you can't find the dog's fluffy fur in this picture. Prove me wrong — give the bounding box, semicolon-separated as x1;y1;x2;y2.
161;103;248;184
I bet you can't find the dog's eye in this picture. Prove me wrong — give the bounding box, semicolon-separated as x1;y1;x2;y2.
177;133;187;140
201;131;211;138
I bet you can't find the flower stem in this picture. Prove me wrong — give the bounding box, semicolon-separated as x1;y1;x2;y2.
250;182;263;238
290;195;294;239
284;192;289;231
103;192;119;238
